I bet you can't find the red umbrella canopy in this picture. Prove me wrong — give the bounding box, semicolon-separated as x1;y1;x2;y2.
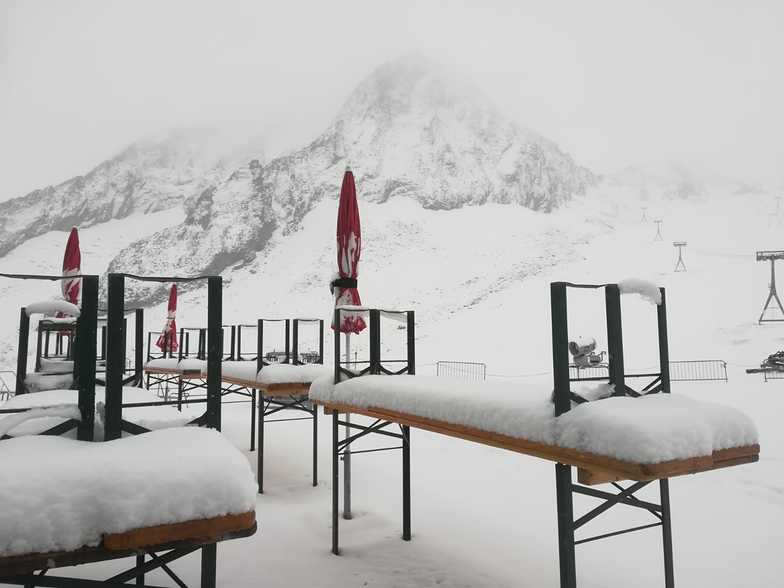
61;227;81;305
332;169;366;334
156;284;179;353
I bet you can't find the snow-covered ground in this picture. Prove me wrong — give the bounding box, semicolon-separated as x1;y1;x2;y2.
1;186;782;586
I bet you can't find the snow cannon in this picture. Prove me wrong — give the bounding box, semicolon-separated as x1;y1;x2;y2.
568;337;605;368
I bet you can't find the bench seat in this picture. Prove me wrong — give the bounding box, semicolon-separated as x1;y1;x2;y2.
0;427;257;561
310;374;760;482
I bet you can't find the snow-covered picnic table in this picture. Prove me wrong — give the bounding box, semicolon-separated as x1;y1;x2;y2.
218;361;330;395
310;374;759;479
0;427;256;563
144;357;206;374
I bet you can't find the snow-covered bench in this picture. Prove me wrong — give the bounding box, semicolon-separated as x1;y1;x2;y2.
2;272;257;586
144;357;206;376
311;374;759;482
215;361;330;493
315;287;761;588
0;428;257;583
220;361;330;397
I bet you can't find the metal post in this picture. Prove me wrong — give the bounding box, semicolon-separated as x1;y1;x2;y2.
312;400;318;487
402;424;411;541
35;327;43;372
605;284;625;396
550;283;570;416
200;543;217;588
178;328;184;362
15;308;29;395
284;319;290;363
343;330;352;520
657;288;671;394
101;325;107;360
555;463;577;588
105;273;125;441
122;317;128;374
206;276;222;430
44;330;50;359
229;325;236;360
292;319;299;364
318;319;324;363
369;310;381;374
76;275;98;442
257;319;263;371
134;309;144;386
250;389;256;452
403;311;414;540
551;283;577;587
406;311;415;374
660;479;675;588
236;325;242;360
332;411;340;555
333;309;341;385
135;553;145;586
257;395;264;494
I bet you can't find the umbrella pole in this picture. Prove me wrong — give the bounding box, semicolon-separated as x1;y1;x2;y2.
343;332;353;519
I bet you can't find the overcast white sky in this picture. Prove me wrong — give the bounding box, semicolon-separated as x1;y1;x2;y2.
1;0;782;201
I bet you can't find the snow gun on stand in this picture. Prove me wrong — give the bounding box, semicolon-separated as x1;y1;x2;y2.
568;337;606;368
745;350;784;374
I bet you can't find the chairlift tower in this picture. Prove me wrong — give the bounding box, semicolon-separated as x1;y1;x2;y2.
756;250;784;323
673;242;687;272
653;219;663;242
641;206;648;222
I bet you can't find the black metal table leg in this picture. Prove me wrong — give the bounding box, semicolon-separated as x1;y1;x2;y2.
257;397;265;494
135;553;144;586
555;463;577;588
200;543;216;588
402;424;411;541
250;389;256;452
660;479;675;588
312;402;318;487
332;411;340;555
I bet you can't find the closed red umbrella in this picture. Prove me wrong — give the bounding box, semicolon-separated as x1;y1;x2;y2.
156;284;178;353
330;167;365;521
331;168;366;334
61;227;81;305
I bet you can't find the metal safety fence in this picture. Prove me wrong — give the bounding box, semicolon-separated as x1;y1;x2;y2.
436;361;487;381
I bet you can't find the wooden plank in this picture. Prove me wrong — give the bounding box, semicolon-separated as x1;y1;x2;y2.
577;468;626;486
215;375;310;399
143;367;183;375
315;401;760;481
103;511;256;551
262;382;310;398
0;517;256;576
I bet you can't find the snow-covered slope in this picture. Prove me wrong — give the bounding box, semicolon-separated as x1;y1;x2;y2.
0;127;265;258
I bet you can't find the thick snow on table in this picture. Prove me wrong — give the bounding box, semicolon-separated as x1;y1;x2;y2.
144;358;181;370
0;427;257;557
1;387;203;438
310;375;758;463
217;362;330;385
145;358;206;372
257;363;330;385
24;372;73;392
218;361;259;381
